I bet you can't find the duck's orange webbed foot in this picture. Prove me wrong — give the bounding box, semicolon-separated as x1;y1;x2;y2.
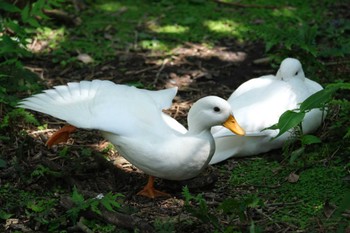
137;176;171;199
46;125;77;148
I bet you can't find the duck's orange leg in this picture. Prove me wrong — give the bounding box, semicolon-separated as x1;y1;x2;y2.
137;176;171;198
46;125;77;148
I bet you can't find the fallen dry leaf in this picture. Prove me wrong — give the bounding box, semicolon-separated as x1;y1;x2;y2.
287;172;300;183
77;53;94;64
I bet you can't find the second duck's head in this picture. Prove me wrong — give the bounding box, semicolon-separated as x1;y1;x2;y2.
276;58;305;82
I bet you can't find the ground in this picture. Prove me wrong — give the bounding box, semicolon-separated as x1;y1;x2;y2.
0;1;350;232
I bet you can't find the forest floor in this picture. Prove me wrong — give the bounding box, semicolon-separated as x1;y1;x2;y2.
1;40;349;233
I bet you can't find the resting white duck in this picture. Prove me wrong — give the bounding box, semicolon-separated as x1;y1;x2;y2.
210;58;325;164
18;80;245;198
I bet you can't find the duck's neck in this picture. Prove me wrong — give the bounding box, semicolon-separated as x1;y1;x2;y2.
186;128;212;139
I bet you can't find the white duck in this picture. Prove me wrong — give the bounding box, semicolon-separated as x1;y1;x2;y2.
210;58;325;164
19;80;245;198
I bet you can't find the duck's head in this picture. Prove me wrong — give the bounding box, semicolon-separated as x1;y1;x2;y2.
276;58;305;82
187;96;245;135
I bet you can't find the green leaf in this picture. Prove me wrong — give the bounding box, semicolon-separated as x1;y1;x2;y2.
27;200;47;213
268;110;305;139
301;135;321;145
289;147;305;164
0;2;21;12
0;159;7;168
218;198;240;214
300;83;350;112
71;186;84;205
299;89;333;112
0;210;13;220
336;191;350;216
21;4;31;22
182;186;193;204
327;82;350;90
26;17;41;28
90;200;102;215
99;193;123;212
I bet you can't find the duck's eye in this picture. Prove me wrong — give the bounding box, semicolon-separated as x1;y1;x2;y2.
295;71;299;76
213;107;221;112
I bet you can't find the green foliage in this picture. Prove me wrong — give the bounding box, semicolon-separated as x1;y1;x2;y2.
154;218;176;233
0;66;42;105
182;186;265;232
67;186;124;223
59;146;70;157
266;83;350;162
1;108;39;128
218;195;263;222
182;186;221;230
30;164;61;180
0;158;7;168
0;209;13;220
0;0;64;64
266;110;306;139
229;159;349;230
0;183;61;228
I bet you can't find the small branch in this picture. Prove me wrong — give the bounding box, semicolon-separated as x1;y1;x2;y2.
214;0;278;9
42;9;81;26
60;196;154;232
265;200;304;207
234;182;282;189
323;60;350;66
77;217;94;233
153;58;169;85
125;65;158;75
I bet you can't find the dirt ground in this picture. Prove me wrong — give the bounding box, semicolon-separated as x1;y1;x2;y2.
1;40;336;232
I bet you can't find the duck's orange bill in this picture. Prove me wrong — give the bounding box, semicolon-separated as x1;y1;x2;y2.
223;115;245;136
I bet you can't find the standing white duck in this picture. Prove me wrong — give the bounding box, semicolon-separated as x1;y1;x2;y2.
210;58;325;164
19;80;245;198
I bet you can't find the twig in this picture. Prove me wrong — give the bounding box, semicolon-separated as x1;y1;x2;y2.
323;60;350;66
29;129;56;134
214;0;278;9
253;57;272;65
234;182;283;189
154;58;169;85
42;9;81;26
125;65;158;75
255;209;282;229
60;196;154;232
265;200;304;207
77;217;94;233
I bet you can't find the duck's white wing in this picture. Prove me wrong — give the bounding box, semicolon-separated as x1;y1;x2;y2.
230;79;297;133
19;80;181;136
230;75;277;98
209;133;287;164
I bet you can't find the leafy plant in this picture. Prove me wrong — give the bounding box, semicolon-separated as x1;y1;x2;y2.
154;218;176;233
0;0;64;65
266;82;350;162
182;186;221;230
183;186;264;232
30;164;61;180
66;186;124;223
1;108;39;128
218;195;263;223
